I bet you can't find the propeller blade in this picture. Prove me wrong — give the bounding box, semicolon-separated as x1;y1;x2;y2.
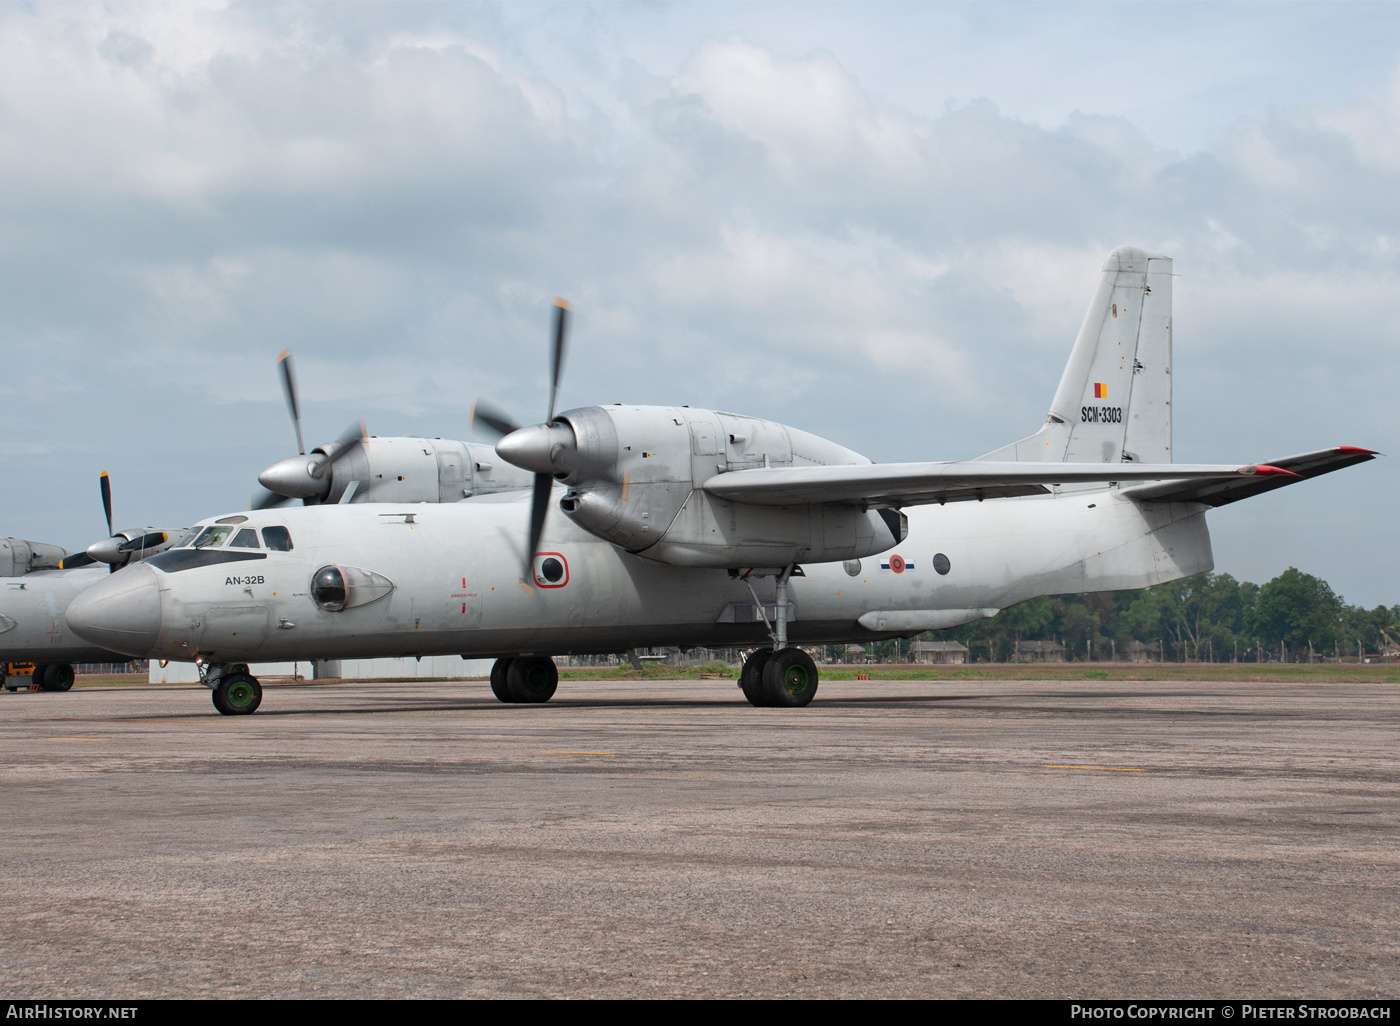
337;419;367;446
99;471;113;538
278;350;305;456
250;488;295;511
469;399;520;440
525;472;553;585
59;552;98;570
548;298;569;422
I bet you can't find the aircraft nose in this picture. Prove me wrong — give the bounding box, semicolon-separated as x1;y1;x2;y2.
65;563;162;656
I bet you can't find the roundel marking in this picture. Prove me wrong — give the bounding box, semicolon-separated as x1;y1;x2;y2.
888;554;906;574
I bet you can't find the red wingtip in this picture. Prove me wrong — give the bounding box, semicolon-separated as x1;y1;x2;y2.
1335;446;1380;456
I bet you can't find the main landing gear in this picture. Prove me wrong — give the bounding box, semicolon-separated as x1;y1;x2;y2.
5;664;77;693
489;656;559;704
205;664;263;716
739;565;820;708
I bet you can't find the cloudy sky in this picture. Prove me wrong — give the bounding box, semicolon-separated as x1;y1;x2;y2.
1;1;1397;605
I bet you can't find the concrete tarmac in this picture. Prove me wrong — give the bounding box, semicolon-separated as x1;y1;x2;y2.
1;676;1396;999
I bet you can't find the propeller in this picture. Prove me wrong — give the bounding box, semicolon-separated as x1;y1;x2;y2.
83;472;169;571
253;348;368;509
472;299;571;586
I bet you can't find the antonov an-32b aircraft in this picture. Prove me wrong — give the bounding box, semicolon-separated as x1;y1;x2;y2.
66;248;1375;715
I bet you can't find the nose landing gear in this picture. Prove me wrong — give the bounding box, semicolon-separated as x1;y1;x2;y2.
205;664;263;715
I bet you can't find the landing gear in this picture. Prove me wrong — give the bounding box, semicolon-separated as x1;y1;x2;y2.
211;668;262;715
762;647;818;707
740;647;773;707
489;658;514;702
37;664;75;692
506;656;558;703
740;564;819;708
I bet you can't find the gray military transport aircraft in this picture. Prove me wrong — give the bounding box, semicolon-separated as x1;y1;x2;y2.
2;472;180;691
65;247;1376;715
3;352;533;692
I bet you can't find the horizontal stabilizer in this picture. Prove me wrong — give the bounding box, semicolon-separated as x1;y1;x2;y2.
703;461;1297;508
1119;447;1377;507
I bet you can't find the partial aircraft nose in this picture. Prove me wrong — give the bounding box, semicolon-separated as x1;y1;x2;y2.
65;563;162;656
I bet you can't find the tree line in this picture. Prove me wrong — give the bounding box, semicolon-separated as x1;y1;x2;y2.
916;568;1398;663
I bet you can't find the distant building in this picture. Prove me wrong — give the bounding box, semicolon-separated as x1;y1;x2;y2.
1014;640;1065;662
909;639;969;665
1125;640;1162;663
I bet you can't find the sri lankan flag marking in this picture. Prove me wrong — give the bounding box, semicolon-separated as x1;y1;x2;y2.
1093;382;1108;399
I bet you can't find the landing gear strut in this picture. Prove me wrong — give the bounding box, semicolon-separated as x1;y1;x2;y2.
206;664;263;715
489;656;558;704
740;565;819;708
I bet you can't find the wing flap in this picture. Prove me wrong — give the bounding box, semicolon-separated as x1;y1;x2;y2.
703;461;1294;508
1120;447;1377;507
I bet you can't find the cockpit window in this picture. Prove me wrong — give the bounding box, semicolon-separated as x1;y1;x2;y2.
262;526;294;552
172;528;199;549
229;528;261;549
191;526;234;549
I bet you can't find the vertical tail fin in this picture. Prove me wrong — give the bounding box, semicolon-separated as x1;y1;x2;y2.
978;246;1173;463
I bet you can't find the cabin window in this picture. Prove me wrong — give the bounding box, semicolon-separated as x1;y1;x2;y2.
262;527;294;552
191;526;234;549
229;528;261;549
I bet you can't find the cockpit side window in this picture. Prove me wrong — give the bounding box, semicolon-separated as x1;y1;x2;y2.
191;526;234;549
172;528;199;549
229;528;261;549
262;526;294;552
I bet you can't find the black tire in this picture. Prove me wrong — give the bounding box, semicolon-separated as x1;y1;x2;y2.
740;648;774;707
490;658;515;703
31;665;53;690
42;664;75;692
212;673;262;716
506;656;558;703
762;648;819;708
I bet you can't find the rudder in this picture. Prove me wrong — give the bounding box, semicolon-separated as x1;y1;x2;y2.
979;246;1173;464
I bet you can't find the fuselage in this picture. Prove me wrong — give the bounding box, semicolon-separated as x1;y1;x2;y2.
66;486;1213;664
2;567;132;663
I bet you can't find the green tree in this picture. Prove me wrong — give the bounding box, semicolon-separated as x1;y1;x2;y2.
1252;567;1344;657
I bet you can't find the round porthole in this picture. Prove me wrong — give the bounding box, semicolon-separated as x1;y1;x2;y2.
843;559;861;577
933;553;951;576
311;565;347;611
540;557;564;584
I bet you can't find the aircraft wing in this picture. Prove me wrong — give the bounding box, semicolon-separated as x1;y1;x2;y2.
702;461;1298;508
1118;446;1377;507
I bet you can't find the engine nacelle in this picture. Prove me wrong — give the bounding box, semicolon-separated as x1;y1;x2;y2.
0;538;68;577
263;437;534;506
545;405;907;568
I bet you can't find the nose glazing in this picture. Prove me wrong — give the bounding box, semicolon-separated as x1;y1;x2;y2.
65;563;162;656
